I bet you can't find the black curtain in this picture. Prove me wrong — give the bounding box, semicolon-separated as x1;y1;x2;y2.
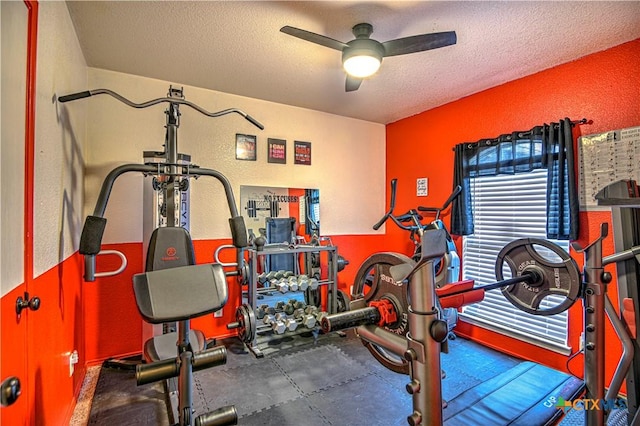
451;118;579;240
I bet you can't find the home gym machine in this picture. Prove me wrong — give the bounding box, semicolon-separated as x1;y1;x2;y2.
59;86;263;426
322;213;638;424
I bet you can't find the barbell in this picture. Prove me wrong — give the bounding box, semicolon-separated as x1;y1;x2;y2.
245;199;280;218
324;238;581;373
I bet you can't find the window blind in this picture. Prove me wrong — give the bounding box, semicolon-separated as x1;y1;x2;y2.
461;169;571;354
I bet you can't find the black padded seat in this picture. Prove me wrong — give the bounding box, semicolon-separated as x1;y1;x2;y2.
133;263;228;324
444;361;584;425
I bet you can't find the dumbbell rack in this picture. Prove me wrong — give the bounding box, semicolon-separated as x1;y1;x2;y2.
244;245;339;357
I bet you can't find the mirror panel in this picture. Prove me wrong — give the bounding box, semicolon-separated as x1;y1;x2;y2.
240;185;319;241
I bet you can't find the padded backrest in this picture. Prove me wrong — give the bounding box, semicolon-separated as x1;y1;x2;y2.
133;263;228;324
265;217;296;272
146;227;196;272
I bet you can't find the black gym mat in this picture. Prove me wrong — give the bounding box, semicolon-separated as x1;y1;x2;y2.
85;332;620;425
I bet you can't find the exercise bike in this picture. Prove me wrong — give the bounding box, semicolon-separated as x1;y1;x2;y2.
59;86;263;426
351;179;461;373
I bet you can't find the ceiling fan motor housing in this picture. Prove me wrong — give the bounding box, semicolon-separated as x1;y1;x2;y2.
342;38;385;65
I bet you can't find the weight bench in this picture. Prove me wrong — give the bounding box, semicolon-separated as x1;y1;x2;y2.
444;361;584;425
133;263;237;426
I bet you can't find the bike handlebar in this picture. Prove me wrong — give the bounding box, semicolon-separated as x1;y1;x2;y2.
374;181;462;232
417;185;462;216
58;88;265;130
372;178;397;230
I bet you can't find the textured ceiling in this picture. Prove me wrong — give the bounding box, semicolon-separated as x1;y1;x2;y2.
66;1;640;124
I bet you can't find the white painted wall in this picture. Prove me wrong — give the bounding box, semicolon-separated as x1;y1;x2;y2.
32;1;87;277
1;1;28;296
82;68;386;243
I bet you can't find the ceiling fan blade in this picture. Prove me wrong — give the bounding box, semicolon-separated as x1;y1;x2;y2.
382;31;457;57
280;26;348;51
345;75;363;92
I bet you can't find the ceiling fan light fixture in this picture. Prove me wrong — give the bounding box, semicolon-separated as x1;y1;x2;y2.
343;54;381;78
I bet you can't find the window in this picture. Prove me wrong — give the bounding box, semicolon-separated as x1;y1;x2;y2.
460;169;571;354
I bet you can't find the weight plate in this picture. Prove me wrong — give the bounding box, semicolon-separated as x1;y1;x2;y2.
352;252;414;374
235;304;256;343
495;238;581;316
304;287;322;307
336;289;350;313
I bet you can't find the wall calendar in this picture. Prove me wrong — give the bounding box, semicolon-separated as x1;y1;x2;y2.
578;125;640;210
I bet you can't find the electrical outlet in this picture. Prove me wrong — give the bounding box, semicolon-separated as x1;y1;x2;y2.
69;350;79;377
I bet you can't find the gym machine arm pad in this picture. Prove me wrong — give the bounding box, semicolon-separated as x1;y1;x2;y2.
79;215;106;255
229;216;248;248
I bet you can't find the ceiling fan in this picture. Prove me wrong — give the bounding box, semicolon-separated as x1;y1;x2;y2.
280;23;457;92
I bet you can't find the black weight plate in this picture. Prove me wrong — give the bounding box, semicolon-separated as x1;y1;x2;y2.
336;289;350;313
236;304;256;343
495;239;581;316
352;252;414;374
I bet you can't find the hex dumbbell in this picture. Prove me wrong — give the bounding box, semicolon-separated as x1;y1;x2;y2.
271;319;286;334
298;275;309;291
256;304;270;319
315;311;328;324
309;277;319;290
301;314;316;328
277;282;289;294
285;317;299;332
263;314;275;325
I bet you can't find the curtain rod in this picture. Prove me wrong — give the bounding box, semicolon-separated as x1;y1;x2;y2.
451;118;591;151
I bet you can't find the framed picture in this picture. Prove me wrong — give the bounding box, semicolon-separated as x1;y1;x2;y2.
294;141;311;165
236;133;257;161
268;138;287;164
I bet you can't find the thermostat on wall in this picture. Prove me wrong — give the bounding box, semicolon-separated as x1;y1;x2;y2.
417;178;428;196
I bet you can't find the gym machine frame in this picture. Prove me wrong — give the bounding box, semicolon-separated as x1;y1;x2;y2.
60;86;263;426
322;223;636;426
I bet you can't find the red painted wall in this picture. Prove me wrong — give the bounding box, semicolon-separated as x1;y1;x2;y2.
386;39;640;386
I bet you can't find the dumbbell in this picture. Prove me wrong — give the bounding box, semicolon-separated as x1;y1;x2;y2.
256;304;270;319
288;277;299;292
283;271;295;278
304;305;318;316
274;270;286;280
315;311;328;324
263;314;275;325
276;281;289;294
301;314;316;329
270;319;286;334
293;308;306;320
298;275;309;291
284;300;297;315
284;317;299;332
309;277;319;290
275;312;287;322
275;301;286;311
257;272;267;286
